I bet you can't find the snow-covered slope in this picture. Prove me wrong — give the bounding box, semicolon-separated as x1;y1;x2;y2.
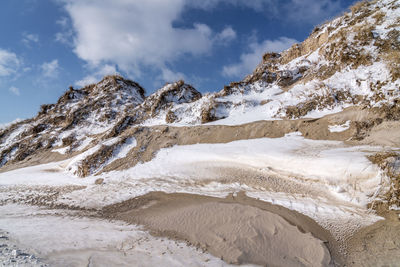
146;0;400;125
0;77;202;174
0;75;145;168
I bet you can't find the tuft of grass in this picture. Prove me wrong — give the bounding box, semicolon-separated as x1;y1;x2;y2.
354;23;375;45
368;151;400;212
385;50;400;81
350;1;368;15
372;11;386;24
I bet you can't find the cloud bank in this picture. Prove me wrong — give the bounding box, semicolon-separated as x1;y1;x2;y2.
222;37;297;78
62;0;236;85
59;0;343;86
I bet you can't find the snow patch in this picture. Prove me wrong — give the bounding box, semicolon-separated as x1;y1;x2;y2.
329;121;351;133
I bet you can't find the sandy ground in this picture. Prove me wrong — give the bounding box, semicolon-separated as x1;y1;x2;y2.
0;204;248;267
345;211;400;267
0;188;399;266
102;191;340;266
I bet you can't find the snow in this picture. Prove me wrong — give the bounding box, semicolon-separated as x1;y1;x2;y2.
65;137;121;176
1;2;399;263
0;118;22;130
0;160;95;186
44;133;386;241
135;0;400;128
109;137;137;162
142;59;396;127
0;124;28;150
118;133;384;207
1;134;386;218
373;0;400;39
0;204;249;267
329;121;351;132
52;146;70;155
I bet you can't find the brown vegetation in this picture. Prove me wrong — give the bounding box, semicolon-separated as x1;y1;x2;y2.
368;152;400;211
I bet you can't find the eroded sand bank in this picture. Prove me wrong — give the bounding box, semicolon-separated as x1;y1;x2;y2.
103;191;341;266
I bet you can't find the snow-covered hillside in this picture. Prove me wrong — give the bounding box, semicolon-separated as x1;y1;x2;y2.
148;0;400;125
0;77;201;170
1;0;399;171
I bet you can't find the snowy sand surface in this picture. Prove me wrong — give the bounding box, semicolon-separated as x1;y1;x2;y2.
0;204;251;267
0;133;387;241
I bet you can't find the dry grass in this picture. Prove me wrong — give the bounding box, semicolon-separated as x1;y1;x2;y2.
372;11;386;24
165;109;177;123
368;152;400;212
377;29;400;81
353;24;375;45
385;50;400;81
350;1;369;15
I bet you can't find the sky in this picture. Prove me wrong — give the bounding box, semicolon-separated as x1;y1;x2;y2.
0;0;358;124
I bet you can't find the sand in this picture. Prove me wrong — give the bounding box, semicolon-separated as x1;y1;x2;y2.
103;192;340;266
345;211;400;266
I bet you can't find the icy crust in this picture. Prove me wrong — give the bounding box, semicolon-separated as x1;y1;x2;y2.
114;133;386;208
0;204;249;267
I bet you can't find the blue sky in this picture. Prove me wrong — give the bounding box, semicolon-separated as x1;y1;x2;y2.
0;0;358;124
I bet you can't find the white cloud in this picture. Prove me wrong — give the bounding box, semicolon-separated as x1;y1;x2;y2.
22;33;39;46
55;17;74;45
0;49;20;77
41;59;60;78
215;26;237;44
222;37;297;78
56;17;69;28
60;0;343;85
75;64;118;87
160;68;186;83
61;0;235;82
9;86;20;96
